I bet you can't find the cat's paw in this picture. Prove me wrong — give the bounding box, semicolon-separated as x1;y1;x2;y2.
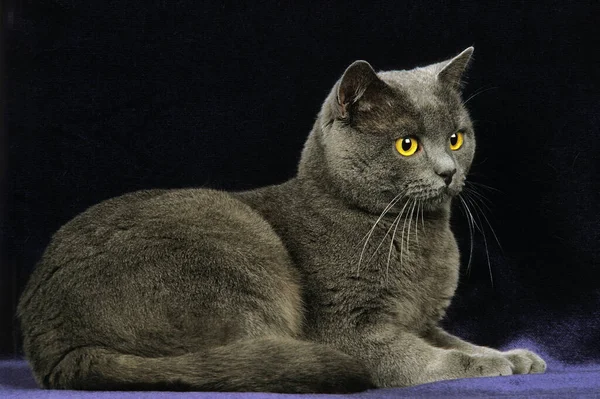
437;350;513;380
502;349;546;374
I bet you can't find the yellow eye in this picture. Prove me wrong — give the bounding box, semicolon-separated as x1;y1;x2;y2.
450;131;464;151
395;136;419;156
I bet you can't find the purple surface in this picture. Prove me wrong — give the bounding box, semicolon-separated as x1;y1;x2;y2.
2;339;599;399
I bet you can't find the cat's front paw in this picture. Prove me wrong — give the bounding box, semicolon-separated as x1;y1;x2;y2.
502;349;546;374
433;350;513;380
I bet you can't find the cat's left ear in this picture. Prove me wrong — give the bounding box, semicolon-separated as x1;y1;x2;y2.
336;60;382;119
438;47;474;90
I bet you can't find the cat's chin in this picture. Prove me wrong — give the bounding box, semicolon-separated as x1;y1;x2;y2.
416;187;460;211
375;191;454;215
419;194;452;211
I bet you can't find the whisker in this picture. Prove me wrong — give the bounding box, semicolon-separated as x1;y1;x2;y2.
385;204;408;284
458;195;475;275
463;86;498;106
465;191;503;251
358;192;403;246
469;181;503;194
406;199;417;255
414;200;420;245
421;199;425;230
463;194;494;287
464;186;493;207
400;199;415;267
367;200;410;264
463;188;494;220
356;192;404;276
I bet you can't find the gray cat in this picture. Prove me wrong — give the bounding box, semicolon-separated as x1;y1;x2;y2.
18;47;546;393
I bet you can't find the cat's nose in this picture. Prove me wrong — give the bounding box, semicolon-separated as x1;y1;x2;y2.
437;168;456;186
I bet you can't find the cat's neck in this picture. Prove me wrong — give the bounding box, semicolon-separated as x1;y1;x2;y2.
296;119;332;192
296;119;360;208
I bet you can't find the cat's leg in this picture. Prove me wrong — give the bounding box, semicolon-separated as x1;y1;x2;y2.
332;326;514;387
422;326;546;374
42;338;373;393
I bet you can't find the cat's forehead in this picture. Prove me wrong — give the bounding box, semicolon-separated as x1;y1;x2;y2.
378;68;448;109
352;68;462;135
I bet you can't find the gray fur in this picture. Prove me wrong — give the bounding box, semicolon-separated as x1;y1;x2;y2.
18;48;546;393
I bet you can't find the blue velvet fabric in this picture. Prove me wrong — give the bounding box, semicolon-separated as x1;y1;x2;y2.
3;338;600;398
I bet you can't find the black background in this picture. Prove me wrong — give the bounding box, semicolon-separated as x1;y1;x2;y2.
2;1;598;360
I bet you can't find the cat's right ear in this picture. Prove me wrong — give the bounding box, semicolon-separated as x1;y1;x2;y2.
437;47;474;90
336;61;380;119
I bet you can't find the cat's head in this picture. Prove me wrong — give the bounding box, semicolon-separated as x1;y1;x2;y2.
300;48;476;214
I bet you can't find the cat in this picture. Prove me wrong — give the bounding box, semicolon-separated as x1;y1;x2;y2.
18;47;546;393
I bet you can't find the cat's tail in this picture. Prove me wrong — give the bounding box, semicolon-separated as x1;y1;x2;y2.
38;337;374;393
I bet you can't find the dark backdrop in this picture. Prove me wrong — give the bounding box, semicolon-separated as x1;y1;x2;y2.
2;1;598;360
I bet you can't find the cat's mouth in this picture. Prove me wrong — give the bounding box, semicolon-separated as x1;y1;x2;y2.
380;183;463;213
409;184;462;207
411;186;448;201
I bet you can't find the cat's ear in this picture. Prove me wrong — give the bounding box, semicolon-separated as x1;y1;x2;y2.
438;47;474;90
336;60;381;119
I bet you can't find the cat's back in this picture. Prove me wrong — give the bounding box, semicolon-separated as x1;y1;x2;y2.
20;187;290;306
18;187;302;380
35;188;279;258
53;188;268;237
